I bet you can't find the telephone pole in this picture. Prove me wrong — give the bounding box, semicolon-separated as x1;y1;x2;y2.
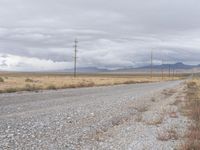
168;64;171;78
161;59;164;80
74;39;78;77
151;50;153;78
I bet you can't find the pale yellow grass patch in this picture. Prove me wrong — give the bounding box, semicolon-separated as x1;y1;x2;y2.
0;72;183;93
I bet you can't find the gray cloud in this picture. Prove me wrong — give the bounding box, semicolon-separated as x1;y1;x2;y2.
0;0;200;71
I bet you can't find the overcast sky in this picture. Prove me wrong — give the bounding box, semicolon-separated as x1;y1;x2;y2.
0;0;200;71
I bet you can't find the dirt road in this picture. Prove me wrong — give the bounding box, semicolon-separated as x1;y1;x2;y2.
0;80;188;149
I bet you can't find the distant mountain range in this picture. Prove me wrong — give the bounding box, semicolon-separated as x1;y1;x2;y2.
1;62;198;73
138;62;198;70
63;62;200;73
63;67;109;73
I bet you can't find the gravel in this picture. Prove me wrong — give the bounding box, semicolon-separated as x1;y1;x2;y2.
0;80;188;149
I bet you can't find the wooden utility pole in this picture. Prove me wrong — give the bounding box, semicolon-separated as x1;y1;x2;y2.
74;39;78;77
168;64;171;78
161;59;164;80
151;50;153;78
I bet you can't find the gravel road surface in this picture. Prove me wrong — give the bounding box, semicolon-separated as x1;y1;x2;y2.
0;80;187;150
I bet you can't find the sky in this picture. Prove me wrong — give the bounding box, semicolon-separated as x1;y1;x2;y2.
0;0;200;71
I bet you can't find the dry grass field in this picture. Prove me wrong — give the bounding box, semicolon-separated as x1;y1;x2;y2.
181;77;200;149
0;72;186;93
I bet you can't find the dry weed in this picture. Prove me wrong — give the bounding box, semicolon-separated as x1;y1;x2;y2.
181;80;200;150
157;127;178;141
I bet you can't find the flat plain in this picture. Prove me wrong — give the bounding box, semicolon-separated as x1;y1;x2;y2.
0;72;186;93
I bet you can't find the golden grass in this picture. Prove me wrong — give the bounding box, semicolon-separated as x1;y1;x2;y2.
0;72;184;93
181;78;200;150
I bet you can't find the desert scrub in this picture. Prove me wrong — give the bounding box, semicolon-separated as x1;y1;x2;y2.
0;77;4;82
157;127;178;141
47;85;57;90
25;78;34;82
0;73;184;93
24;84;38;91
4;85;37;93
5;88;18;93
181;80;200;150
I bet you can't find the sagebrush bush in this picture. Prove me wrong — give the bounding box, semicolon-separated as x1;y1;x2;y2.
0;77;4;82
5;88;17;93
24;84;37;91
47;85;57;90
25;78;34;82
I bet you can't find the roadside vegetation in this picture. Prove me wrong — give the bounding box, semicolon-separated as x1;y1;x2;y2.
0;72;186;93
181;78;200;149
25;78;34;82
0;77;4;82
